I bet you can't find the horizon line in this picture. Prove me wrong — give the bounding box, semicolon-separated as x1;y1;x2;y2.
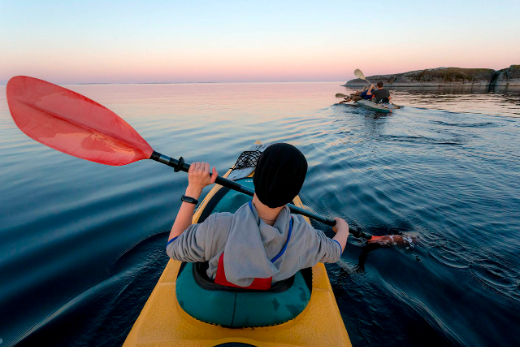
0;80;347;86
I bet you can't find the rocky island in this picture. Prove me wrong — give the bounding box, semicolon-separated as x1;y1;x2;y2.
344;65;520;92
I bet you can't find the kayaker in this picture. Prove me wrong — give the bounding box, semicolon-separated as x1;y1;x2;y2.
166;143;350;289
342;86;368;103
360;84;375;100
371;81;392;103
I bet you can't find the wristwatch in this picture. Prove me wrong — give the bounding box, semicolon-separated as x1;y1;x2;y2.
181;195;198;205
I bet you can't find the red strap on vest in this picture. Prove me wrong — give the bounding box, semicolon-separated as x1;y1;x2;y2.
214;253;272;290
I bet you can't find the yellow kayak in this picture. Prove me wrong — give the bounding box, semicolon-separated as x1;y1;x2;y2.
123;141;352;347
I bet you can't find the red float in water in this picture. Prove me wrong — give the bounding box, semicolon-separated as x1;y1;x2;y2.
368;233;417;248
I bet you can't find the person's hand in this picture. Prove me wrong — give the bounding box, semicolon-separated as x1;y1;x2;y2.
332;217;349;235
185;162;218;198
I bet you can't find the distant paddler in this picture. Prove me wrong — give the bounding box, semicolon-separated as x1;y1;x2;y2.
338;85;374;104
370;81;392;104
338;68;375;104
353;68;393;104
339;86;366;103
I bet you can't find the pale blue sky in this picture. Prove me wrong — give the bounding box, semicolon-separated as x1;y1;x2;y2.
1;0;519;83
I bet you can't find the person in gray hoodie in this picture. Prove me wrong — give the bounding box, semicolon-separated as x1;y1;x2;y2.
166;143;350;289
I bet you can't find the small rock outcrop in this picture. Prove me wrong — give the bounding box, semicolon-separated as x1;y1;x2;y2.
345;66;520;91
491;65;520;89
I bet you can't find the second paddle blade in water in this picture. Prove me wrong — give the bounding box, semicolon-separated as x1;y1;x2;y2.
368;233;417;248
6;76;153;166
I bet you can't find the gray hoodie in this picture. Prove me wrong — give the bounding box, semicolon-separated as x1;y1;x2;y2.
166;202;342;286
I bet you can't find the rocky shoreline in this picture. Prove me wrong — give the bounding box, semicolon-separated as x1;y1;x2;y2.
344;65;520;92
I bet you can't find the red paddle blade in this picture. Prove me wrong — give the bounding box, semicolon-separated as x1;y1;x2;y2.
6;76;153;166
368;233;417;248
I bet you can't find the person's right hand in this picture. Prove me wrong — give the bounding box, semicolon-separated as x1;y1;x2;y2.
185;162;218;198
332;217;349;234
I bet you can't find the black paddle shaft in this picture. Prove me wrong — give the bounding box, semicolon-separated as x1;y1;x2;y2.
150;151;371;239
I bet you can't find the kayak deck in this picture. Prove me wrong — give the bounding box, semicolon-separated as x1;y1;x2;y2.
356;99;401;113
123;141;351;347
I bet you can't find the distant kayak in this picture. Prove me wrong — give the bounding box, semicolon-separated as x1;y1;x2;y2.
356;99;402;113
123;141;352;347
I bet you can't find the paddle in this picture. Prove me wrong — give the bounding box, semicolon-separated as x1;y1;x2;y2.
354;68;372;85
7;76;416;245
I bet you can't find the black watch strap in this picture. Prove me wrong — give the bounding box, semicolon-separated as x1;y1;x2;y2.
181;195;198;205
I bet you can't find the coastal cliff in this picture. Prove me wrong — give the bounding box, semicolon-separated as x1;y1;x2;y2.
345;65;520;91
491;65;520;89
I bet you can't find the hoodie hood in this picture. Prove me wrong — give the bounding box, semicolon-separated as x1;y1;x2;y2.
222;202;291;287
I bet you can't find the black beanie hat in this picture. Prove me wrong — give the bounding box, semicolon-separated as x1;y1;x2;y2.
253;143;308;208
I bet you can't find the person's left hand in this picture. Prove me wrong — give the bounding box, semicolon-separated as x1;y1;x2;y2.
185;162;218;198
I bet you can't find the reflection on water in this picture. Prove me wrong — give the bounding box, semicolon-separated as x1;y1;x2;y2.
1;82;520;347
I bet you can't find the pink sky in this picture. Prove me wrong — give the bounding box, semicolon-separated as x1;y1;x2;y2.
1;1;519;84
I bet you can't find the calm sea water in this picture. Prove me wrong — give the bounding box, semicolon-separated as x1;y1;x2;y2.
1;82;519;347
